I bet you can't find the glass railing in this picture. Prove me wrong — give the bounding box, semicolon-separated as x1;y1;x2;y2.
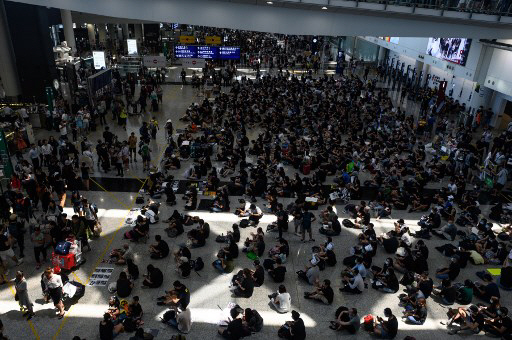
275;0;512;17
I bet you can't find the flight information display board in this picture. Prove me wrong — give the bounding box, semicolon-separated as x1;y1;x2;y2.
175;45;197;58
174;45;240;59
219;47;240;60
197;46;218;59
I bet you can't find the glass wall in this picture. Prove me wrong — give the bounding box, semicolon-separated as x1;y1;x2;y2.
340;37;379;62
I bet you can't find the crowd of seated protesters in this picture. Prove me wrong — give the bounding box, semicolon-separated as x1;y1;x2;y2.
82;45;512;340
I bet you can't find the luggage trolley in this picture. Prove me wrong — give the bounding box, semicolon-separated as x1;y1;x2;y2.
52;237;85;273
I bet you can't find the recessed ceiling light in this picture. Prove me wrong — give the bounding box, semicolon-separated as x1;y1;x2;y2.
267;1;273;4
322;6;328;9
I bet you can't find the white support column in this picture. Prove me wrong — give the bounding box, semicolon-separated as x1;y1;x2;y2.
122;23;130;40
134;23;143;47
60;9;76;53
98;24;107;46
87;23;96;48
0;0;21;99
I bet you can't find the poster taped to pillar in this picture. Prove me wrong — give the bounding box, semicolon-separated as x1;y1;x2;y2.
182;58;206;68
92;51;106;70
143;55;166;68
127;39;138;55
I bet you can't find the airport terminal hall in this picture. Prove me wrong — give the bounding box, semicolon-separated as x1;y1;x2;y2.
2;0;512;339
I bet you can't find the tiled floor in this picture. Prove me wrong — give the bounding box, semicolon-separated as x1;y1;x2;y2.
1;70;509;340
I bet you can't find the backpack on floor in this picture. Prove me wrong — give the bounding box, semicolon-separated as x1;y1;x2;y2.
239;219;249;228
363;314;374;331
194;257;204;271
342;219;355;228
136;197;145;204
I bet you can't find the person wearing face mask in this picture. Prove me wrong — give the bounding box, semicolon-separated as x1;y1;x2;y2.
372;267;399;293
483;307;512;337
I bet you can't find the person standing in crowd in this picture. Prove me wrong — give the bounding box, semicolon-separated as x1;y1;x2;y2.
301;207;316;242
42;268;65;319
128;132;138;163
31;226;46;270
14;271;34;320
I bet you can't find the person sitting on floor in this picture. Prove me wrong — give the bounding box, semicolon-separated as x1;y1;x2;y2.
149;235;169;259
304;279;334;305
340;268;364;294
269;284;291;313
111;244;134;265
242;308;263;334
218;306;244;340
330;307;360;333
231;268;255;298
142;264;163;289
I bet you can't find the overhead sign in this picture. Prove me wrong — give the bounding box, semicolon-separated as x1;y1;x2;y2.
179;35;195;44
205;36;221;45
127;39;138;55
175;45;197;58
197;46;218;59
143;55;166;68
219;46;240;60
92;51;106;70
175;45;241;60
182;58;206;68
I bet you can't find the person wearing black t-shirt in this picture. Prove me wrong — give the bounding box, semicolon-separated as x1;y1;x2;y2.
374;308;398;339
99;313;118;340
304;279;334;304
281;310;306;340
116;272;133;298
436;257;460;281
219;308;244;340
499;264;512;289
435;279;457;305
157;280;190;310
268;258;287;283
474;273;500;301
276;203;288;239
234;269;254;298
142;264;163;288
251;260;264;287
382;236;399;254
129;296;143;319
149;235;169;259
484;307;512;337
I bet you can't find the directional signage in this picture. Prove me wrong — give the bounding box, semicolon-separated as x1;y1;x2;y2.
174;45;240;60
197;46;218;59
175;45;198;58
219;46;240;60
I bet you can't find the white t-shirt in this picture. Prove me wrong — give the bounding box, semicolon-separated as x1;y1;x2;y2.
41;144;53;155
144;210;157;224
177;308;192;333
274;292;291;313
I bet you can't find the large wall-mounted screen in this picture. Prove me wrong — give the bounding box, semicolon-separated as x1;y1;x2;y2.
426;38;471;66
